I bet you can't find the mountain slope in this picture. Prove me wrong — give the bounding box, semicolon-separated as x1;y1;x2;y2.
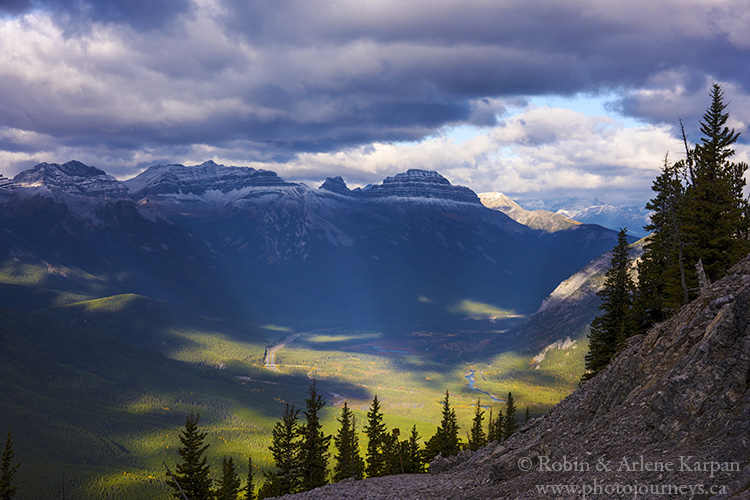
0;190;244;318
496;238;645;355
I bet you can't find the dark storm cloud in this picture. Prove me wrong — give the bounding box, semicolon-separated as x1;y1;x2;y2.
0;0;748;189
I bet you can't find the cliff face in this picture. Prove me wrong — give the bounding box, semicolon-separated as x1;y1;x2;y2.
278;257;750;499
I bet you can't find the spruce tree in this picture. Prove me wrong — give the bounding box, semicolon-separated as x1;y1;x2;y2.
363;395;388;477
524;406;531;425
467;399;487;451
637;84;750;334
682;83;750;283
244;455;255;500
487;407;503;443
215;456;241;500
583;228;635;382
424;391;460;461
0;430;19;500
381;429;403;475
264;402;302;497
299;380;331;491
636;154;690;328
503;393;519;440
403;426;425;474
333;402;364;482
167;412;213;500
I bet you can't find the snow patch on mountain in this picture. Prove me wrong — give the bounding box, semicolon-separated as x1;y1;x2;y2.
320;169;481;207
14;161;128;198
516;196;650;236
124;160;296;198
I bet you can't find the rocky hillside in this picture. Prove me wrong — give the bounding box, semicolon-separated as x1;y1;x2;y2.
501;239;645;355
277;257;750;499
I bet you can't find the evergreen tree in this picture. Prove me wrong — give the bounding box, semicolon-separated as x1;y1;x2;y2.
167;412;213;500
263;403;302;497
467;399;487;451
299;380;331;491
215;456;241;500
636;154;690;328
637;84;749;335
503;393;519;440
244;455;255;500
682;83;749;283
424;391;460;461
487;407;503;443
333;402;364;482
382;429;403;475
524;406;531;425
583;228;635;382
0;430;19;500
402;426;425;474
363;395;388;478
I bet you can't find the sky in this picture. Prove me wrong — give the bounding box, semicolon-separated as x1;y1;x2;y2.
1;0;749;206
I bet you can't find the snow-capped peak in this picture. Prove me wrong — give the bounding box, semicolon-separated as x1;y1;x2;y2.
13;161;128;198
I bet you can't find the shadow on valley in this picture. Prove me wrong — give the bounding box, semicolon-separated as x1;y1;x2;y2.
0;307;372;500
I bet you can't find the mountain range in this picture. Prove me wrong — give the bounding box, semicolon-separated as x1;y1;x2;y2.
515;196;651;237
2;160;626;335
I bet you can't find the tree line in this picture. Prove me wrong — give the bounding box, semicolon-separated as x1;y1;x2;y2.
166;383;529;499
583;84;749;382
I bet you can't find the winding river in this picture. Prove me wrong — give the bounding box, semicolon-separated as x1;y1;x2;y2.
465;370;504;402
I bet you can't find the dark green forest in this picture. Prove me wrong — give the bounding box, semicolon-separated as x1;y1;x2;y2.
584;84;750;381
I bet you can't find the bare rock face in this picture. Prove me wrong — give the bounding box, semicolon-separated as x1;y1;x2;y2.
277;257;750;499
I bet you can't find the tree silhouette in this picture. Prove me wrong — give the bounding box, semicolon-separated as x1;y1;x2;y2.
167;412;212;500
333;402;364;481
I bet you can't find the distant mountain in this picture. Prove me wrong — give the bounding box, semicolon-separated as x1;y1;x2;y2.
123;160;295;199
517;196;650;237
2;160;623;334
321;169;481;205
479;192;580;232
13;160;128;198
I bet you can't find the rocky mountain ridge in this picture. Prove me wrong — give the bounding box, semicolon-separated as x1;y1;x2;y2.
13;161;128;198
275;256;750;499
1;159;622;331
123;160;296;198
321;169;481;205
479;191;580;232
